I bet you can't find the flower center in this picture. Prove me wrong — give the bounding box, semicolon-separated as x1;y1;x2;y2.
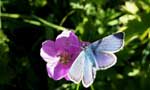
59;51;70;64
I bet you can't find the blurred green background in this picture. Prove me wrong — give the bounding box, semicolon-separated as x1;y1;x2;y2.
1;0;150;90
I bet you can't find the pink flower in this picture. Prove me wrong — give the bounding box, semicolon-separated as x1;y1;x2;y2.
40;30;82;80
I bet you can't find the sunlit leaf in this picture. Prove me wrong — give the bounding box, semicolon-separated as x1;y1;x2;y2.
121;1;139;14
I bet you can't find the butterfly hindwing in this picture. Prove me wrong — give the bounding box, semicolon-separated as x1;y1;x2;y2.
94;51;117;70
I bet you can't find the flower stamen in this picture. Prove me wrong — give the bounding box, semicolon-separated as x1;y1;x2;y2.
59;51;70;64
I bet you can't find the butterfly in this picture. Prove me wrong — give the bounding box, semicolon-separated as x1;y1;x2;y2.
68;32;125;88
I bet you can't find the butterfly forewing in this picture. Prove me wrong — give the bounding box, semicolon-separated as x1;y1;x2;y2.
91;32;124;53
68;51;85;84
82;48;97;87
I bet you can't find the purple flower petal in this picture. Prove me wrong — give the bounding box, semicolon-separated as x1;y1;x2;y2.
55;37;68;51
46;62;57;78
53;62;71;80
64;75;70;80
41;40;57;56
40;40;59;62
56;30;72;40
55;31;80;51
67;31;81;46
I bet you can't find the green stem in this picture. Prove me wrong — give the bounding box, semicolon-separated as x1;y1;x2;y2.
76;84;80;90
33;15;66;31
90;85;95;90
60;10;75;26
1;13;67;31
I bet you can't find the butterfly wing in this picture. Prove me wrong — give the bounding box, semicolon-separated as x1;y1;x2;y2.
94;51;117;70
68;51;85;84
91;32;124;53
82;47;97;88
90;32;124;70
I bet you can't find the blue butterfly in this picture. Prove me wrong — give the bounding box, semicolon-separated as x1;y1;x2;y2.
68;32;125;88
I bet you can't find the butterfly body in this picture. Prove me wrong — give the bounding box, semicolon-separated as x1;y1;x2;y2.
68;32;124;88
